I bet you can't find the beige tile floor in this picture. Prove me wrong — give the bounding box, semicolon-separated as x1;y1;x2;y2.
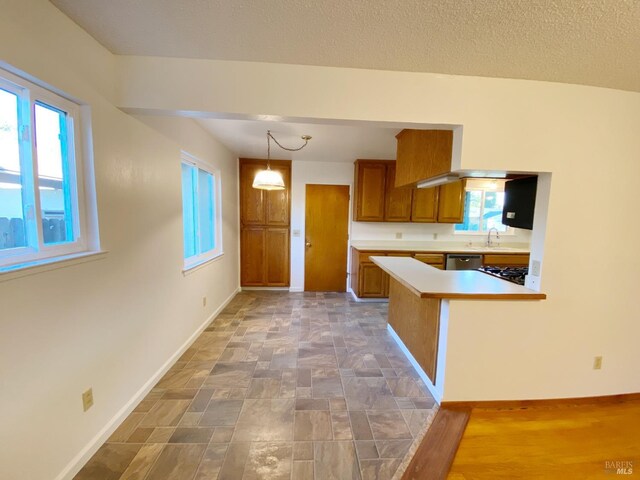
73;291;436;480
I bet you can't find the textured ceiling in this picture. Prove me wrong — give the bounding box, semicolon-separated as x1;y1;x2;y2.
51;0;640;92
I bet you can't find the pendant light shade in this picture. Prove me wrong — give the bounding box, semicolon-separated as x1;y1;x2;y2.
252;167;285;190
253;130;311;191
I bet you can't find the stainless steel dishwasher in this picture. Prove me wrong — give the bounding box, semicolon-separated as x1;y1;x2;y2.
445;254;483;270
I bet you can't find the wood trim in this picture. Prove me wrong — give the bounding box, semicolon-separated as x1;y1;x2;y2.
420;291;547;300
401;407;471;480
441;392;640;410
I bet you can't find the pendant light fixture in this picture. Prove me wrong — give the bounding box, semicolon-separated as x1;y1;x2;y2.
253;130;311;190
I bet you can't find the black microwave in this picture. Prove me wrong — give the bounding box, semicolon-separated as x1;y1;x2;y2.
502;176;537;230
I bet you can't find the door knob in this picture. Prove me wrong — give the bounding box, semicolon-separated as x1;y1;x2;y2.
305;242;312;247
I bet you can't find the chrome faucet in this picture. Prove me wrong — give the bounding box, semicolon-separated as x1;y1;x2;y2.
486;227;500;247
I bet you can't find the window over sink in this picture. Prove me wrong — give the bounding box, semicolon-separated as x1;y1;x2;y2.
454;179;511;234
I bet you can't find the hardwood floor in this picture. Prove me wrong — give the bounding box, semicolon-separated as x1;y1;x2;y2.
447;398;640;479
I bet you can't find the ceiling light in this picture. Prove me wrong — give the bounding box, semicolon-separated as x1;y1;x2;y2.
416;174;459;189
253;130;311;190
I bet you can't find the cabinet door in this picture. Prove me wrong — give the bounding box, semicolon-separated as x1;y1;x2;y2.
354;162;387;221
384;163;413;222
265;228;290;286
241;227;266;286
437;179;466;223
358;263;387;297
266;165;291;226
411;187;439;222
240;162;266;225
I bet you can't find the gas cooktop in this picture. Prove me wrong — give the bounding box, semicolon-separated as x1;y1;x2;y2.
478;266;528;286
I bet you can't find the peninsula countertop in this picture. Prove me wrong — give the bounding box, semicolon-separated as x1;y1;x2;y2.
370;256;546;300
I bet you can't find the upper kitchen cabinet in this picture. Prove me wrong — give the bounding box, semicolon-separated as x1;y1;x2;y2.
240;159;291;226
353;160;388;221
411;186;439;223
437;179;466;223
384;163;413;222
395;129;454;187
353;159;466;224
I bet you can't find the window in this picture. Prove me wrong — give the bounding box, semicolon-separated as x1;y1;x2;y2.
181;153;222;269
0;67;93;269
454;179;510;233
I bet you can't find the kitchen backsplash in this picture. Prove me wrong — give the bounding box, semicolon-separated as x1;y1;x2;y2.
351;221;532;244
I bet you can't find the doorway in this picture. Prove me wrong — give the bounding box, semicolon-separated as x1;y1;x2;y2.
304;184;350;292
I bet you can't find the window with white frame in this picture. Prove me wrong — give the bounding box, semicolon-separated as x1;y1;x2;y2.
0;67;93;269
181;153;222;269
454;179;511;233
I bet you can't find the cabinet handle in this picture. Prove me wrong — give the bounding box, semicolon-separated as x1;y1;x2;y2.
305;242;312;247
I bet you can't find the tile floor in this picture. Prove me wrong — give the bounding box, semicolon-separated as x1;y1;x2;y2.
73;291;436;480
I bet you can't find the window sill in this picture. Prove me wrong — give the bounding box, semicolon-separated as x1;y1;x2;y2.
182;252;224;276
453;230;516;236
0;250;109;283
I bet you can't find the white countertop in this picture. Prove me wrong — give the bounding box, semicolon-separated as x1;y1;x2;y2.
351;241;529;254
371;256;545;300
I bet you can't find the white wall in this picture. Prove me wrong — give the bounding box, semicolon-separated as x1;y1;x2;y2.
116;55;640;403
0;2;239;480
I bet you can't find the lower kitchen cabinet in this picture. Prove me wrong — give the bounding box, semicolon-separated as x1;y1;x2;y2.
359;263;388;298
350;248;530;299
241;227;290;287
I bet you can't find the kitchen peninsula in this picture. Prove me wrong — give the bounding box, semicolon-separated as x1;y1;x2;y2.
371;256;546;402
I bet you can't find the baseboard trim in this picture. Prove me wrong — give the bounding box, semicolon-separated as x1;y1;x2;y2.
349;290;389;303
441;392;640;410
241;286;289;291
289;287;304;292
55;287;241;480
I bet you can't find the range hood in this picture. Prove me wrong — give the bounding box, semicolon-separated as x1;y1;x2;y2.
502;176;537;230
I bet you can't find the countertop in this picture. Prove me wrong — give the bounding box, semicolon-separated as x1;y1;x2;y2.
351;241;530;254
371;256;546;300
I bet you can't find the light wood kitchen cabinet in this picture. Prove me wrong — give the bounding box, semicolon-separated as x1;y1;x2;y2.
240;162;267;225
353;160;465;224
395;129;454;187
483;254;530;266
239;158;291;287
350;249;388;298
240;227;266;286
354;160;387;221
437;179;466;223
265;228;290;286
384;164;413;222
411;186;439;222
413;253;445;269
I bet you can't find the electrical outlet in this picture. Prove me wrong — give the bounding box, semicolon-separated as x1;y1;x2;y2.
82;388;94;412
531;260;541;277
593;356;603;370
395;232;403;239
202;296;207;307
433;233;438;240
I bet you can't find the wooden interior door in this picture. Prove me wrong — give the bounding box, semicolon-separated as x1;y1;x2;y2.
305;184;350;292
